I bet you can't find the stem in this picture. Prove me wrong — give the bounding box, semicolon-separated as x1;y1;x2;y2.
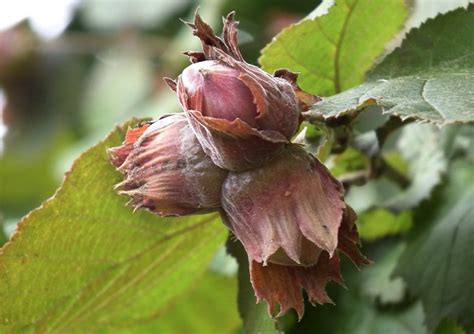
376;116;414;147
378;158;411;189
338;170;370;188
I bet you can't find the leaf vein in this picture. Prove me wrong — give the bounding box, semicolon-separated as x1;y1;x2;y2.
279;43;334;82
420;78;447;121
334;0;360;93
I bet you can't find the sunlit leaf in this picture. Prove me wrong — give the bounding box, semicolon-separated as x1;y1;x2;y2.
260;0;407;95
358;209;412;241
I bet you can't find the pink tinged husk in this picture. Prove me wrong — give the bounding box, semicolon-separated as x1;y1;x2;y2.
221;145;346;265
179;60;259;127
174;11;303;171
176;60;298;171
183;11;301;137
107;114;227;216
184;10;318;119
249;252;344;320
178;27;300;139
184;108;287;172
212;51;300;139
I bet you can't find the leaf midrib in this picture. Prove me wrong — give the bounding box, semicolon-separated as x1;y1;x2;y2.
334;0;360;93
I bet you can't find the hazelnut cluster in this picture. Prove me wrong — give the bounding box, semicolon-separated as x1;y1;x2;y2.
108;12;368;318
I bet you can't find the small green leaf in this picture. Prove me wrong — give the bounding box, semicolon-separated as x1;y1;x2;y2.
435;319;466;334
358;209;413;241
396;161;474;331
310;5;474;125
259;0;407;96
329;147;369;177
0;120;228;333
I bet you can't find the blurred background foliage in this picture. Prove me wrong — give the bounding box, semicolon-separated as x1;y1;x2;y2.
0;0;471;333
0;1;317;332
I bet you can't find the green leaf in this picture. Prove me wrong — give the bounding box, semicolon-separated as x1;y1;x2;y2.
358;209;413;241
106;271;241;334
310;5;474;125
227;240;278;334
396;161;474;331
329;147;369;177
0;121;228;333
260;0;407;95
326;298;426;334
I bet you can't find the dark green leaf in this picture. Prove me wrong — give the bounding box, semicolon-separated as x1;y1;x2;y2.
310;5;474;125
0;121;228;333
396;161;474;331
259;0;407;95
360;242;406;304
328;297;426;334
292;260;426;334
